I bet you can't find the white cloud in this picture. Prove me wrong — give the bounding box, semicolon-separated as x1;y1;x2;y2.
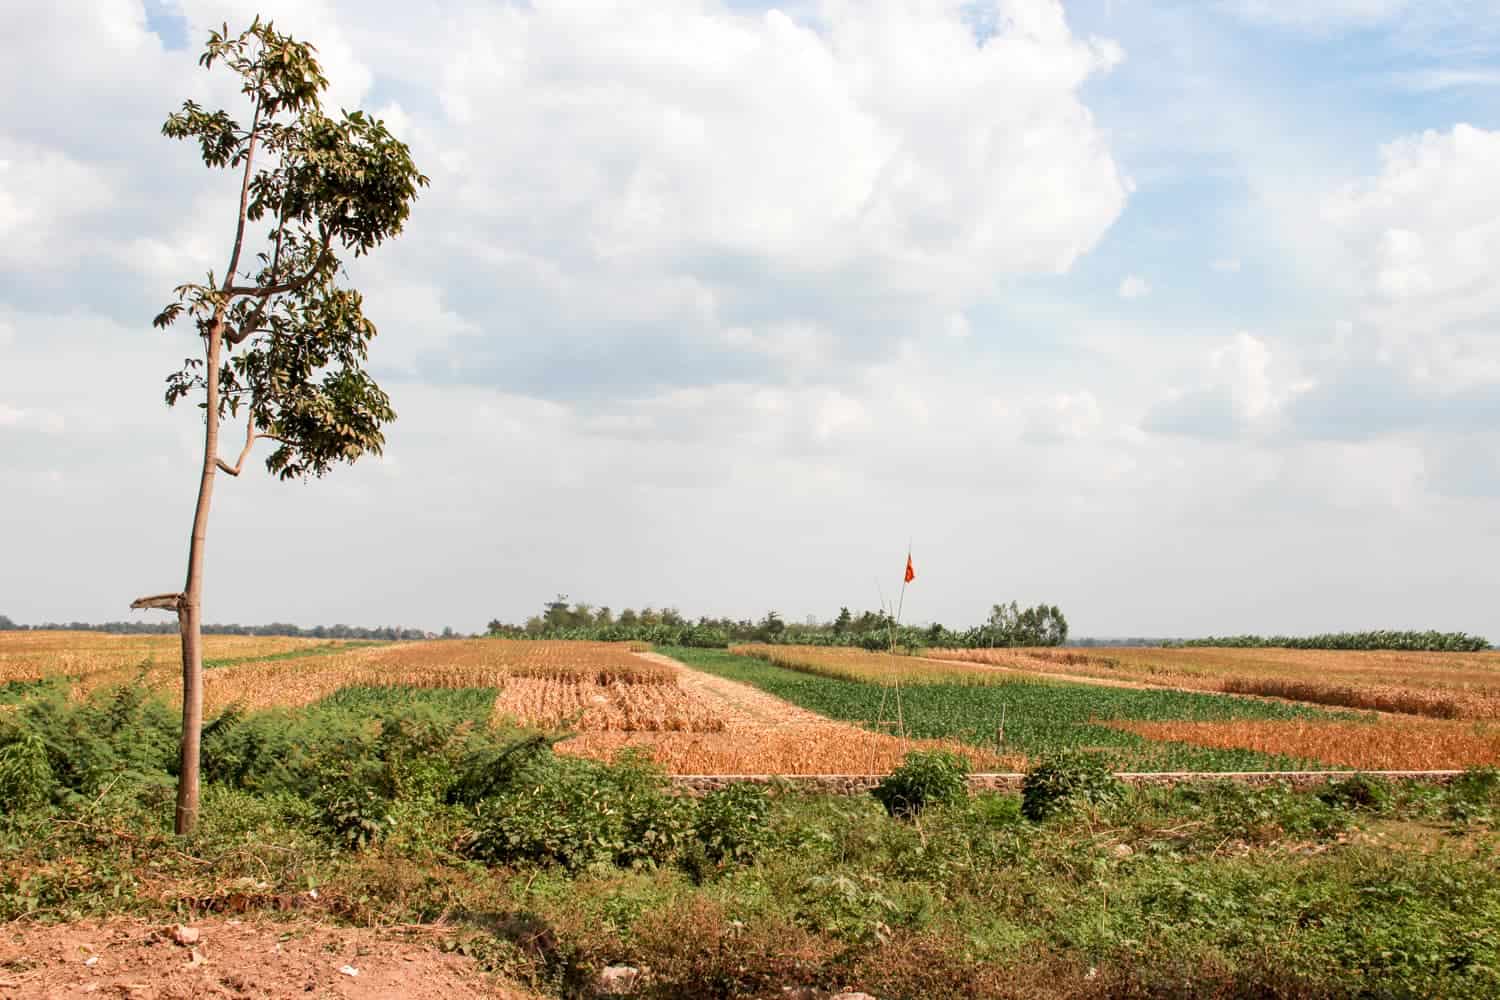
1118;275;1151;299
1023;391;1103;444
1321;124;1500;387
1212;257;1241;273
1143;332;1309;439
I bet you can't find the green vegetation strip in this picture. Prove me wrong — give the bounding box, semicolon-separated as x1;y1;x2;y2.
664;647;1355;772
203;640;386;669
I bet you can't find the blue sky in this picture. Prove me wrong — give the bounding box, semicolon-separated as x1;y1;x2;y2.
4;0;1500;636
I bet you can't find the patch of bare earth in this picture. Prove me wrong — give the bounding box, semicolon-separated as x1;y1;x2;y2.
0;919;539;1000
556;652;1016;774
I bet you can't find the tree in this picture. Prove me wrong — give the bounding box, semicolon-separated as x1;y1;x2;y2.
542;595;572;630
131;18;427;834
832;607;852;635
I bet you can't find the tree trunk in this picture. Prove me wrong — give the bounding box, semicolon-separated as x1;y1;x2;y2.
175;321;223;836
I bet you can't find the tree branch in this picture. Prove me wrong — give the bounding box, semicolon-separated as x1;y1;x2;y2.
131;593;184;612
215;416;259;477
220;98;263;295
223;232;332;346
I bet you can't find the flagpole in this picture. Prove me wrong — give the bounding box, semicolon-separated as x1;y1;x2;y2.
894;537;912;631
892;540;912;749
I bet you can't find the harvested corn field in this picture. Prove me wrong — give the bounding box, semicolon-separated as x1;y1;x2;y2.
2;633;674;714
493;676;727;732
929;645;1500;719
1110;718;1500;770
0;630;346;688
200;639;667;713
556;651;1014;774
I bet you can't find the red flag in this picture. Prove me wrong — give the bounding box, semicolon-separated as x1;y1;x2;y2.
904;554;915;584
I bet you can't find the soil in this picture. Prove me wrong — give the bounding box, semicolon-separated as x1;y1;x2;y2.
0;918;539;1000
635;651;863;729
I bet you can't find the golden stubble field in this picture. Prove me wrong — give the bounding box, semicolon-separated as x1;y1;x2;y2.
925;644;1500;769
3;633;1002;775
929;645;1500;719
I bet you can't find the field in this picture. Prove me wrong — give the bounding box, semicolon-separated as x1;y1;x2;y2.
715;644;1500;770
929;644;1500;718
6;631;1500;998
11;632;1500;772
683;647;1349;771
0;634;995;775
0;630;361;694
730;643;1016;685
1111;718;1500;770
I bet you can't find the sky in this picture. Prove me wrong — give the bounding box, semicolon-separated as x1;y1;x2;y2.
3;0;1500;637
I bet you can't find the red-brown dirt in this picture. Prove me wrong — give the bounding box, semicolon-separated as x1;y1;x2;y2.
0;918;539;999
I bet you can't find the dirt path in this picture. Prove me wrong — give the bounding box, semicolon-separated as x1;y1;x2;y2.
634;650;853;729
0;918;538;999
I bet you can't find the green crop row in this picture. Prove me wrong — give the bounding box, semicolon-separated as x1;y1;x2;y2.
666;647;1356;771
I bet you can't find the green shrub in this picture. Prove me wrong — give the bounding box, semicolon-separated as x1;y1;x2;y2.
694;783;772;864
1318;773;1392;813
1196;780;1352;842
872;749;970;819
0;680;178;799
1446;767;1500;825
0;734;54;809
464;752;691;870
448;734;559;806
313;785;393;849
200;705;296;792
1021;750;1123;822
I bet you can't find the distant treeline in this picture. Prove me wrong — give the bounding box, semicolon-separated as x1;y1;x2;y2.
0;615;431;641
486;597;1068;650
1168;631;1491;652
1067;637;1179;648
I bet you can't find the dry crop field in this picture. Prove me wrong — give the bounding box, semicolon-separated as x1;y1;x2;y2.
1110;718;1500;771
929;644;1500;719
726;642;1500;771
0;630;354;696
3;633;997;775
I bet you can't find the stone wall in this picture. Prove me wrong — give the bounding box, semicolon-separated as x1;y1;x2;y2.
669;770;1466;796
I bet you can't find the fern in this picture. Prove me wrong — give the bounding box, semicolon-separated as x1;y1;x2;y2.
0;733;54;808
202;702;246;744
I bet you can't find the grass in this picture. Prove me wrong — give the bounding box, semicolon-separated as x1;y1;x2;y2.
666;647;1358;771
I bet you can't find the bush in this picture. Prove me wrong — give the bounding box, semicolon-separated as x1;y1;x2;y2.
0;680;178;799
1446;766;1500;825
694;783;772;864
872;750;970;819
0;734;53;809
1021;751;1123;822
464;752;692;870
1318;773;1392;813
